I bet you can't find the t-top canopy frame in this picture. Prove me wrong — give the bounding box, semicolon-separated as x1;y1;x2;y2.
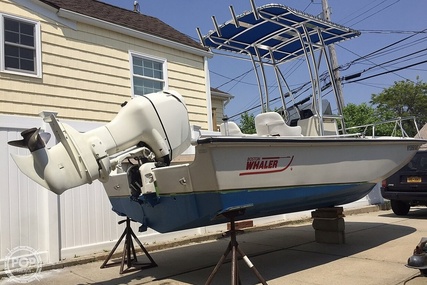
199;2;359;64
197;0;360;134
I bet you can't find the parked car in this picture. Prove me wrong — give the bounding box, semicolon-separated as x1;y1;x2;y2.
381;150;427;215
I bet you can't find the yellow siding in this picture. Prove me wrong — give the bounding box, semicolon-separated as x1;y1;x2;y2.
212;99;225;127
0;0;209;128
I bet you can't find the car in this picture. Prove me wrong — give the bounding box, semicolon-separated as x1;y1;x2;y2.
381;150;427;216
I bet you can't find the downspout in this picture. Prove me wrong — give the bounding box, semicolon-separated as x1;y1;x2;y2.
204;57;213;131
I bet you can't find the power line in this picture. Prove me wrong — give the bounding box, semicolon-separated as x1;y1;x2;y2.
336;42;427;82
354;48;427;74
344;60;427;84
213;69;255;89
225;51;427;118
336;0;382;24
349;29;427;65
347;0;400;27
360;29;427;34
227;53;427;119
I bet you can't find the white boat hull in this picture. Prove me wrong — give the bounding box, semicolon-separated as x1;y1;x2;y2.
103;135;423;233
153;136;421;195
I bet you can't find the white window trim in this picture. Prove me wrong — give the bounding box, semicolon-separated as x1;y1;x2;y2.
0;13;42;78
129;51;168;97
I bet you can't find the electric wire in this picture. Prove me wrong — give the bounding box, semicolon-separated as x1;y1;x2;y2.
345;60;427;84
346;48;427;75
345;0;400;27
336;0;383;25
360;29;427;34
347;29;427;65
356;36;427;64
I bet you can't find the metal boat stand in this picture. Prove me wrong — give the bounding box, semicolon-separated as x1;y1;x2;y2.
100;217;157;274
205;207;268;285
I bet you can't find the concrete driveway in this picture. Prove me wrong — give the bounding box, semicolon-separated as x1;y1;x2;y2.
2;207;427;285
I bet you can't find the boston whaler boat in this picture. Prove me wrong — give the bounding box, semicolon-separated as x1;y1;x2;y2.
8;1;426;234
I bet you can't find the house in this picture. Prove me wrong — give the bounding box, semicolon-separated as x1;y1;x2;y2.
0;0;223;267
1;0;213;126
211;87;234;131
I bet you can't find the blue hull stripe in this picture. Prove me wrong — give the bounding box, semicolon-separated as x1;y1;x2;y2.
109;183;375;233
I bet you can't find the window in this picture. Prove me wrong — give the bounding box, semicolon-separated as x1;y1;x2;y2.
130;52;167;96
1;14;41;77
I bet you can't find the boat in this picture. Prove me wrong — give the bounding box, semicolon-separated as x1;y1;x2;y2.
8;1;426;234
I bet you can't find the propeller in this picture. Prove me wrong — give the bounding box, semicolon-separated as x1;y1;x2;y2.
8;127;51;152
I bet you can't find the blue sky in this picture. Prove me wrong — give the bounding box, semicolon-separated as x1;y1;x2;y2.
103;0;426;121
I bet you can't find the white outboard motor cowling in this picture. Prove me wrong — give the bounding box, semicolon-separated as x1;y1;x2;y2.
8;90;191;195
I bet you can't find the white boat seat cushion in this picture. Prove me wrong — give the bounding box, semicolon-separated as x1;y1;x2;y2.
255;112;302;136
220;121;243;136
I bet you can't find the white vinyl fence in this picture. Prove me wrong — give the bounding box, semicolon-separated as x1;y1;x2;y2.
0;114;376;269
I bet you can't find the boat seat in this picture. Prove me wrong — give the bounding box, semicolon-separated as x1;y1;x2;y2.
220;121;243;136
255;112;302;136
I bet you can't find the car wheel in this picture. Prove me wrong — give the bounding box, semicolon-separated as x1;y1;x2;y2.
391;200;410;216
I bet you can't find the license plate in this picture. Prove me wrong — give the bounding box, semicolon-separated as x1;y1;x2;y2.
407;176;422;183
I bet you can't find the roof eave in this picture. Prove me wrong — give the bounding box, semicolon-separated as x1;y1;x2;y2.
211;90;234;100
57;8;213;58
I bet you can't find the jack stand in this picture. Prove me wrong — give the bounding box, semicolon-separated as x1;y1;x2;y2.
100;217;157;274
205;206;268;285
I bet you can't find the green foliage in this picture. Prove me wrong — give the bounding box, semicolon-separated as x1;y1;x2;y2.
343;103;376;131
239;112;256;134
370;78;427;136
342;103;396;136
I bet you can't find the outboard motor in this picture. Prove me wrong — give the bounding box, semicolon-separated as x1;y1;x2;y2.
8;90;191;195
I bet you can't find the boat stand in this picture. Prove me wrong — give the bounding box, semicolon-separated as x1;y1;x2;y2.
100;217;157;274
205;207;268;285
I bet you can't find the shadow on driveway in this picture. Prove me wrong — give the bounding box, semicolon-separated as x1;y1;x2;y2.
379;207;427;220
80;219;417;285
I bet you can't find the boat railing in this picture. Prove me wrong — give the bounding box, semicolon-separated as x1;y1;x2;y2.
344;116;420;138
323;114;344;120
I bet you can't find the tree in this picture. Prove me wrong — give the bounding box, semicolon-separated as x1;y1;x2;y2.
371;78;427;136
239;112;256;134
342;103;394;136
343;103;376;128
342;103;376;134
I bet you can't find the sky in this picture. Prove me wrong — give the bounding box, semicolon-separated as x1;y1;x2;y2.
103;0;427;122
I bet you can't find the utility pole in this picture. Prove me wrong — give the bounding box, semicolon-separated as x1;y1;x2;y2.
322;0;345;111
